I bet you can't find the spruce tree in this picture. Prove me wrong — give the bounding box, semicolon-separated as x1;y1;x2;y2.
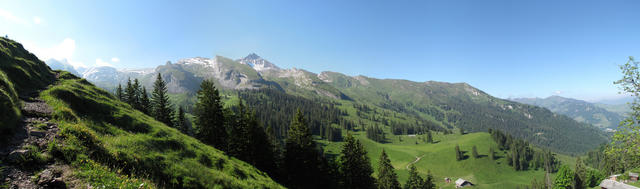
140;86;150;114
116;84;124;101
125;78;135;105
472;145;479;159
573;157;586;189
174;106;186;131
151;73;173;126
132;78;142;110
423;170;435;189
284;109;328;189
455;145;462;161
426;130;433;143
340;133;375;189
377;149;400;189
194;79;227;151
228;102;278;178
404;164;423;189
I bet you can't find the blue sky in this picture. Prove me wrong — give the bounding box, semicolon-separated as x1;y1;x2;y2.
0;0;638;102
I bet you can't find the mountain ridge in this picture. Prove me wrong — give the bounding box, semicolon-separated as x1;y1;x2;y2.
512;95;627;129
74;53;608;154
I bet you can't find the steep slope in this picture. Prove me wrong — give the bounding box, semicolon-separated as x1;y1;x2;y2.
0;37;283;188
512;95;626;129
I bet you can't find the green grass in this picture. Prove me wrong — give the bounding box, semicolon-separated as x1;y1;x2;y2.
0;70;20;133
41;72;283;188
319;131;574;189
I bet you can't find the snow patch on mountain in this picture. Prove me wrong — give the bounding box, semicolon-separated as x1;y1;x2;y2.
238;53;280;72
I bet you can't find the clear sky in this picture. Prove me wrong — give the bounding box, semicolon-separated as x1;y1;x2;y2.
1;0;638;102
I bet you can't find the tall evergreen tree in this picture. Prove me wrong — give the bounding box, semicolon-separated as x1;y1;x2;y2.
455;145;462;161
340;133;375;189
472;145;479;159
228;102;279;179
426;130;433;143
140;86;150;114
132;78;142;110
115;84;124;101
151;73;173;126
125;78;135;105
404;164;423;189
573;157;586;189
377;149;400;189
553;165;574;189
423;171;435;189
284;109;330;189
174;106;187;132
194;79;227;151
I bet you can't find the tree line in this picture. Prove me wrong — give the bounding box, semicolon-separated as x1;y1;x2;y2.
489;128;559;172
115;74;192;135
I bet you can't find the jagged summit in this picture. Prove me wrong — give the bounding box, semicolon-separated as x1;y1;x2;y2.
244;53;261;60
238;53;280;71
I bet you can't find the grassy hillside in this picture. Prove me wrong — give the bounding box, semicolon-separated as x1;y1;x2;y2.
0;37;283;188
0;37;55;132
40;72;282;188
319;131;573;189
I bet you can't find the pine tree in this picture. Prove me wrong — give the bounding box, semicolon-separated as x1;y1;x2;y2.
228;102;278;178
151;73;173;126
132;78;142;110
426;130;433;143
455;145;462;161
140;86;150;114
194;79;227;151
472;145;479;159
423;170;435;189
489;147;495;160
404;164;423;189
377;149;400;189
125;78;135;105
573;157;586;189
115;84;124;101
340;133;375;189
553;165;574;189
174;106;187;132
228;102;251;161
284;109;329;189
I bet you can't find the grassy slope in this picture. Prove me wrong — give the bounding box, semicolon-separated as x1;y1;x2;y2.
319;131;574;189
40;73;282;188
0;37;55;132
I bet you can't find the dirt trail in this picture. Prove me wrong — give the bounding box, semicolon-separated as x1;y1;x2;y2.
0;93;73;189
406;154;426;169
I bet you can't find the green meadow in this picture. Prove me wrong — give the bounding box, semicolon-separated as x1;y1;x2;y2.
319;131;574;189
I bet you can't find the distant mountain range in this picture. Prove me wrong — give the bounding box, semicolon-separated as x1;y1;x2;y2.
511;96;630;129
45;53;609;154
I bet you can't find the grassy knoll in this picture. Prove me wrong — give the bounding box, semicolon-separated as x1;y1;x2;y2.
41;72;282;188
319;131;575;189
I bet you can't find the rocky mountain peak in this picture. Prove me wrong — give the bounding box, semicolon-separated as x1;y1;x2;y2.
238;53;280;71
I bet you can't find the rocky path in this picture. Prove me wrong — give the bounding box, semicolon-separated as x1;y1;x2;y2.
0;95;72;189
406;154;426;169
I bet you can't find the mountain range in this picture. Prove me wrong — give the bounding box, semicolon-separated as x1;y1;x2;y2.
48;53;609;154
512;96;630;129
